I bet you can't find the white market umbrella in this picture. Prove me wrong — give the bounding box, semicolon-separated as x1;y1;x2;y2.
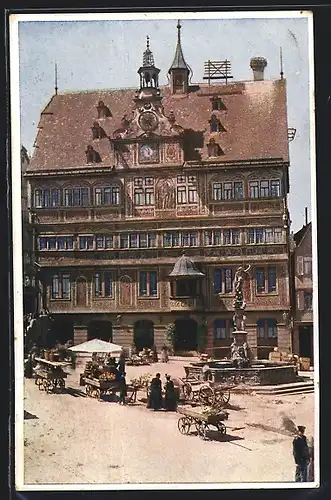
69;338;123;357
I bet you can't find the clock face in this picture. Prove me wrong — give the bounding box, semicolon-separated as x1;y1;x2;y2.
138;111;158;131
139;143;158;163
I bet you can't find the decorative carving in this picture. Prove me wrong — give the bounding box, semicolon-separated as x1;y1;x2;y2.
119;275;133;307
165;143;178;162
177;205;198;216
133;207;155;218
156;178;176;210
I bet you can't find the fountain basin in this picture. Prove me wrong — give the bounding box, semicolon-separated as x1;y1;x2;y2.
184;361;298;386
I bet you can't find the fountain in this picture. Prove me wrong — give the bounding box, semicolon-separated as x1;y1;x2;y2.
184;264;298;386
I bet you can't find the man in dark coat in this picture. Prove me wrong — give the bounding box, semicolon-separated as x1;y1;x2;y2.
147;373;163;410
118;372;127;405
293;425;310;482
164;375;177;411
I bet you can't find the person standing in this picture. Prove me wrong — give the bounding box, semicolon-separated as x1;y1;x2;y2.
147;373;163;410
164;375;177;411
293;425;310;482
118;372;127;405
117;350;126;375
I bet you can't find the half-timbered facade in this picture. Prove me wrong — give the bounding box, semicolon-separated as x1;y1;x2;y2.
24;23;292;358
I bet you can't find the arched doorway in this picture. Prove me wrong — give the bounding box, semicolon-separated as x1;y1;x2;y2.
174;318;198;352
50;317;74;346
88;320;113;342
133;320;154;351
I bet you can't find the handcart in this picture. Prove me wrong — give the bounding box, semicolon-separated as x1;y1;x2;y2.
180;377;233;406
177;405;228;440
34;357;69;393
83;377;137;403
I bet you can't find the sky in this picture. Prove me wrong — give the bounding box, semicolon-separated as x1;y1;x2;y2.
16;12;314;233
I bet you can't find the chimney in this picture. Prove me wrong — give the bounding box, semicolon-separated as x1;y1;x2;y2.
305;207;308;226
250;57;268;81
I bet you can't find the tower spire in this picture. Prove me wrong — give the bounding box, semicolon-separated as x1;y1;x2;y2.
54;61;58;95
168;20;192;94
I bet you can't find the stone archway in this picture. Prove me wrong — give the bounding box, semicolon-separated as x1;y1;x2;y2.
87;320;113;342
133;320;154;351
174;318;198;352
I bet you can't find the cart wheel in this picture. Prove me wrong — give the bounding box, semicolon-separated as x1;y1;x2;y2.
36;377;43;389
215;390;230;405
217;422;227;435
94;388;101;400
198;422;210;440
182;383;192;401
58;378;65;389
177;417;191;435
85;385;92;396
199;385;215;406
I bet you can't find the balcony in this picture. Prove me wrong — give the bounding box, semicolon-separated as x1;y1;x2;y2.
169;297;203;311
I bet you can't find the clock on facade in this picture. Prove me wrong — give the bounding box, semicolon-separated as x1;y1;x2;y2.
138;111;158;131
139;143;159;163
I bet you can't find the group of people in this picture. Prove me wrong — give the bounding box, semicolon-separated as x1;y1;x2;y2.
147;373;177;411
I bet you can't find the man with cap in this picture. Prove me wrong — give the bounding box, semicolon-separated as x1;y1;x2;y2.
293;425;310;482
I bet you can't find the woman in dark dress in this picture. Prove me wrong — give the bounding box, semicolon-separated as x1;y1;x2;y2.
164;375;177;411
147;373;163;410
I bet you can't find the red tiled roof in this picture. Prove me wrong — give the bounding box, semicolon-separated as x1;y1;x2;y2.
27;79;289;172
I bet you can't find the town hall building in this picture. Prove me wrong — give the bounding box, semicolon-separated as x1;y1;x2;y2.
24;22;292;358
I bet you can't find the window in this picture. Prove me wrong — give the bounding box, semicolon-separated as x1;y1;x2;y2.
213;268;233;294
148;233;157;247
134;177;155;206
95;186;120;206
34;188;61;208
209;115;224;133
203;229;241;246
257;319;278;339
260;180;269;197
214;230;222;245
213;183;222;201
211;98;225;111
130;233;138;248
270;180;281;197
256;268;265;293
267;319;278;339
51;273;70;299
303;257;312;277
176;175;198;204
248;228;283;244
214;319;227;340
96;235;114;249
304;291;313;310
234;182;243;200
268;266;277;292
139;271;158;297
249;181;259;199
39;236;73;250
223;183;233;200
93;272;114;298
249;179;281;199
204;231;213;246
34;189;42;208
256;266;277;293
64;187;89;207
79;236;94;250
120;234;129;249
163;232;171;247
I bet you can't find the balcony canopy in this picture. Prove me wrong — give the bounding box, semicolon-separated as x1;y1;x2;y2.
168;252;205;279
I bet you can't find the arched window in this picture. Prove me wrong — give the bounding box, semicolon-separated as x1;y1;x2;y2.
91;122;107;140
85;145;102;164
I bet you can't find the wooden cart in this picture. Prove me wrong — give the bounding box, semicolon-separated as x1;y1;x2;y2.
177;405;228;440
180;378;233;407
84;377;137;403
34;358;69;393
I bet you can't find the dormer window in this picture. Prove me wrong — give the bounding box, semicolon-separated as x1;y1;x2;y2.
211;97;226;111
91;122;107;140
96;101;111;119
209;114;226;133
85;145;101;164
207;138;223;157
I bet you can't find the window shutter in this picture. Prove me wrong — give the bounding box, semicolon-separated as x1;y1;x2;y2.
296;256;304;276
297;291;304;311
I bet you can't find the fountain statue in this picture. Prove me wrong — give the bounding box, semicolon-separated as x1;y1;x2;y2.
231;265;251;368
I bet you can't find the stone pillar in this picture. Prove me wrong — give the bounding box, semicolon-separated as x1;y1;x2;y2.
277;324;291;355
112;325;133;349
246;325;258;359
154;325;167;349
74;325;88;345
205;321;214;358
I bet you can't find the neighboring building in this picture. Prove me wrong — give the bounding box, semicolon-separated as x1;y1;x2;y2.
24;23;292;357
21;145;38;315
291;222;313;363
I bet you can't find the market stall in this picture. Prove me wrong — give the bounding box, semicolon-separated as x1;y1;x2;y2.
33;357;70;393
69;338;137;402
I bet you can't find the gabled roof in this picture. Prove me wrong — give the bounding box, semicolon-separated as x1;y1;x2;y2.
26;78;289;173
293;222;312;247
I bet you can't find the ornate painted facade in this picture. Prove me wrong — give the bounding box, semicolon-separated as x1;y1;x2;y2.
24;23;292;358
